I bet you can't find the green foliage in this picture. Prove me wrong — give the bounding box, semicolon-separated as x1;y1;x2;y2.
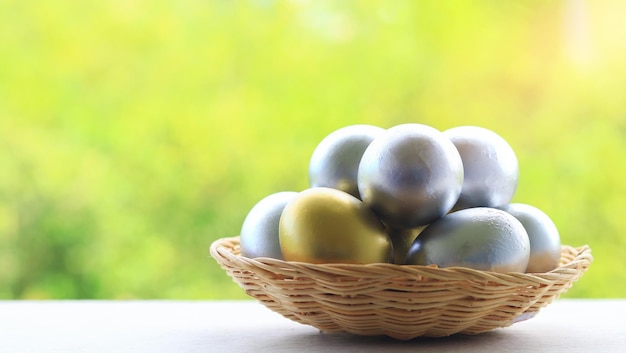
1;0;624;298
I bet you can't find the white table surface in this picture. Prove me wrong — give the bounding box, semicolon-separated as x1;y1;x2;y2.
0;299;624;352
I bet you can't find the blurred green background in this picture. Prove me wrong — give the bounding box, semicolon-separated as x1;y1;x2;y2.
1;0;624;299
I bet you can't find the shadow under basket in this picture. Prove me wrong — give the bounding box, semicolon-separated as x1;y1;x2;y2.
210;236;592;340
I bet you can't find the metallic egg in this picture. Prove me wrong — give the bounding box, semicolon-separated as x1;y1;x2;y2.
309;124;385;199
443;126;518;210
386;226;424;265
357;123;464;228
279;187;393;264
404;207;530;273
240;191;299;259
499;203;562;273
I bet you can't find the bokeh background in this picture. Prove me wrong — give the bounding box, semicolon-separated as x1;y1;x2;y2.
1;0;624;299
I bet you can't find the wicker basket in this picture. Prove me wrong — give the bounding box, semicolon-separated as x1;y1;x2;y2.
210;236;592;339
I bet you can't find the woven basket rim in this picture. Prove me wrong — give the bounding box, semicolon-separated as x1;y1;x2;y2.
210;236;592;284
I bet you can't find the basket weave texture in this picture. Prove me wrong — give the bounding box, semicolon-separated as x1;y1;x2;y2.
210;236;592;339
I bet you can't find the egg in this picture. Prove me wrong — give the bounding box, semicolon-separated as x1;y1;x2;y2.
386;226;424;265
443;126;518;210
240;191;298;259
308;124;385;198
279;187;393;264
499;203;562;273
404;207;530;273
358;123;464;228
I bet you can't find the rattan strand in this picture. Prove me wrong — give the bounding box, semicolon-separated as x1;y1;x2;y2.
210;236;592;339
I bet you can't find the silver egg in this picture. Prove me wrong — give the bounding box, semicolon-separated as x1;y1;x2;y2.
240;191;298;259
499;203;561;273
443;126;518;210
404;207;530;273
309;124;385;198
357;123;464;228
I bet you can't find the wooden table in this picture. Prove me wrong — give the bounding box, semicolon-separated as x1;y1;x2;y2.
1;299;623;352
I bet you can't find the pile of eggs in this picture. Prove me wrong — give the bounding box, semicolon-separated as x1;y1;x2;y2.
240;124;561;274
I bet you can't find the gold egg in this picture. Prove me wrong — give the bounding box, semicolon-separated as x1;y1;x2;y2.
279;187;393;264
387;226;424;265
